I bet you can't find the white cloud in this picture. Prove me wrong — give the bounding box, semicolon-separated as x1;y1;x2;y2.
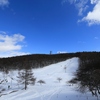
62;0;100;25
62;0;89;16
57;51;67;54
0;31;29;57
94;37;99;39
0;51;30;58
0;32;25;51
81;1;100;25
75;0;89;16
62;0;76;4
0;0;9;7
91;0;99;4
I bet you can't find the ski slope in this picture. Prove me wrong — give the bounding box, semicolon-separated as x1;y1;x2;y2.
0;57;97;100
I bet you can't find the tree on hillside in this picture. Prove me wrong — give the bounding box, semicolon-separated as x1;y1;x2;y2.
2;67;9;81
69;57;100;98
64;65;67;73
37;80;46;85
17;68;36;90
57;77;62;83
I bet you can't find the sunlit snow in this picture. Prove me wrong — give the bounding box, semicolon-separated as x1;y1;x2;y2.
0;57;97;100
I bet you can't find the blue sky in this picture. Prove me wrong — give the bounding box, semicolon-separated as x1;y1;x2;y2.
0;0;100;57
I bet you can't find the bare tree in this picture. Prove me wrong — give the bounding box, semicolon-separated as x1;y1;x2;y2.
2;67;9;81
37;80;45;85
64;66;67;73
57;77;62;83
17;68;36;90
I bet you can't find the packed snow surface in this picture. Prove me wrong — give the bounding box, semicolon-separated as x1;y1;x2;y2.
0;57;97;100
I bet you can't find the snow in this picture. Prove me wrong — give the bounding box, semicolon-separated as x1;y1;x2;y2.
0;57;98;100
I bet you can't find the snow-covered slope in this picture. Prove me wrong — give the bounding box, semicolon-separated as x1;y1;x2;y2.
0;57;97;100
